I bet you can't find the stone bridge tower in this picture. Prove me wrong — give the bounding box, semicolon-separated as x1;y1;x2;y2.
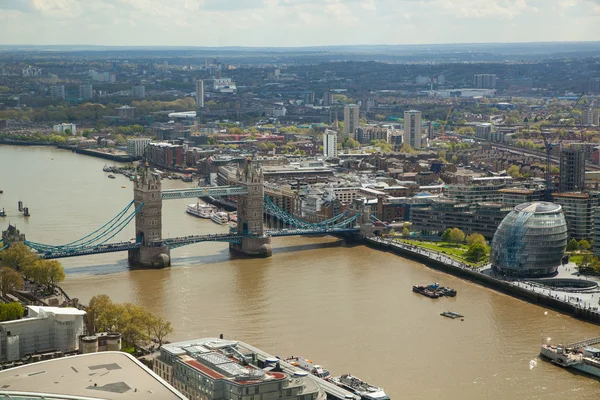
230;161;272;257
128;165;170;268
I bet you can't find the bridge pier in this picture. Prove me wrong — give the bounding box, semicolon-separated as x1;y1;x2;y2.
230;161;272;258
129;164;171;268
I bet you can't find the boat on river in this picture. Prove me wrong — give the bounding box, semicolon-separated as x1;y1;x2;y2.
284;357;332;381
211;211;229;225
541;339;600;379
107;174;116;179
331;374;389;400
186;202;217;219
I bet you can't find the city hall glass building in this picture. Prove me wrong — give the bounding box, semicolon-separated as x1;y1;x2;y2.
490;202;567;277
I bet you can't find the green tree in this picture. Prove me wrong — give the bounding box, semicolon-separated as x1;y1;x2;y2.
579;239;591;251
23;259;65;288
448;228;466;245
375;114;386;121
466;242;489;262
402;227;411;238
148;316;174;346
441;228;452;242
207;135;217;145
0;243;38;271
566;238;579;251
0;267;24;296
0;302;24;322
400;143;415;153
228;127;244;135
507;165;521;178
466;233;486;247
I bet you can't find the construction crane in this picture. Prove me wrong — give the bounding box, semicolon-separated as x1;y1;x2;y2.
441;106;453;140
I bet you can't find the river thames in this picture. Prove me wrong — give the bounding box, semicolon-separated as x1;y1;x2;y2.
1;145;600;399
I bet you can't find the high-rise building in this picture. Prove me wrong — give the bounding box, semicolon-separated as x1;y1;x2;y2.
475;123;492;140
473;74;497;89
50;85;65;100
581;107;599;126
323;129;338;158
356;126;391;145
131;84;146;99
79;84;93;99
437;74;446;85
403;110;422;148
343;104;360;138
303;91;315;105
322;91;333;106
127;138;151;157
53;123;76;135
195;79;204;107
559;147;585;192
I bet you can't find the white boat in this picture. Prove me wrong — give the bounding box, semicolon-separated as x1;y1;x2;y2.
211;211;229;225
332;374;390;400
186;202;217;219
540;341;600;378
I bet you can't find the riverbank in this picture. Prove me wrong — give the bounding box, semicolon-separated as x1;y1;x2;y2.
366;236;600;325
0;140;137;162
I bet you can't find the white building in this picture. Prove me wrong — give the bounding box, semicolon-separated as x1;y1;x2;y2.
127;138;151;157
403;110;422;148
0;306;86;362
53;123;77;135
50;85;65;100
323;129;338;158
473;74;497;89
582;108;599;126
195;79;204;107
437;75;446;85
343;104;360;138
213;78;236;93
131;85;146;99
475;123;492;140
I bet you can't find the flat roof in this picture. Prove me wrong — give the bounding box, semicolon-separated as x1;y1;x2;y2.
0;352;185;400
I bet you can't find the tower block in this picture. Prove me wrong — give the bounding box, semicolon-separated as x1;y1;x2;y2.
230;162;272;258
128;165;171;268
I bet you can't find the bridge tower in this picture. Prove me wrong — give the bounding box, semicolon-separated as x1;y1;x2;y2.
128;165;171;268
230;161;272;257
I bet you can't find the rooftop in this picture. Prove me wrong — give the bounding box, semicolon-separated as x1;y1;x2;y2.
0;352;185;400
514;202;561;213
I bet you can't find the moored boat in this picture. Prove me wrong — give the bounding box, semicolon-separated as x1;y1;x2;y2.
332;374;389;400
107;174;116;179
186;202;217;219
284;356;332;381
541;339;600;379
211;211;229;225
229;212;238;223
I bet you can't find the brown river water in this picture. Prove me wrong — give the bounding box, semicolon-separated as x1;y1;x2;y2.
1;145;599;399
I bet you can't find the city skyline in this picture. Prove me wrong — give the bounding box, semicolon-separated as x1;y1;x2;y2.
0;0;599;47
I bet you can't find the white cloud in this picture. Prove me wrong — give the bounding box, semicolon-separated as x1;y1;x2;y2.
0;0;598;46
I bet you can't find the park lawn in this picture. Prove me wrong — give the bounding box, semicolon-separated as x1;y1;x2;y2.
399;239;486;267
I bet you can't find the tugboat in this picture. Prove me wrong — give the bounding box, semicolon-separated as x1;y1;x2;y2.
107;174;116;179
284;357;332;381
331;374;390;400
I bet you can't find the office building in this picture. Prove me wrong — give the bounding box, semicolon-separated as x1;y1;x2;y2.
343;104;360;138
491;202;567;277
132;84;146;99
147;142;183;168
581;108;599;126
552;192;600;240
593;208;600;257
195;79;204;107
303;90;315;105
53;123;76;135
0;306;85;362
437;74;446;85
79;84;93;99
49;85;65;100
127;138;151;157
473;74;497;89
403;110;422;148
323;129;338;158
153;338;324;400
475;123;492;140
0;352;186;399
322;91;333;106
559;147;585;192
116;105;136;119
356;126;391;145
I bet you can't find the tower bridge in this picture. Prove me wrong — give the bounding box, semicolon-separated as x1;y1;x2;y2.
1;162;376;268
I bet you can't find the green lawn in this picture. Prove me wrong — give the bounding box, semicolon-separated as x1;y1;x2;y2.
397;239;487;267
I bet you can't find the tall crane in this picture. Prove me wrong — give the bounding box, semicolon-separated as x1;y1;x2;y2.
441;106;453;140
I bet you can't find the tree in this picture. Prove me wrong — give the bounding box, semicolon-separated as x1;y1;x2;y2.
402;227;411;238
0;243;38;271
375;114;386;121
400;143;415;153
466;233;486;247
448;228;466;245
207;136;217;145
579;239;591;251
441;228;452;242
22;259;65;288
566;238;580;251
149;316;173;346
0;302;24;322
0;267;23;296
507;165;521;178
87;294;113;334
466;242;489;262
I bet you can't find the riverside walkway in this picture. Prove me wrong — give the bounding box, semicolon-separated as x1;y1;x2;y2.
368;236;600;321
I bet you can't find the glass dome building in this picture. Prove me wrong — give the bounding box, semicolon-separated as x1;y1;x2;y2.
490;202;567;277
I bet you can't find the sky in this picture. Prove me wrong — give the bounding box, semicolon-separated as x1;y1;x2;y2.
0;0;599;47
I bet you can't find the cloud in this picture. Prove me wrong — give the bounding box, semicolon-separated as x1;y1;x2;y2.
0;0;598;46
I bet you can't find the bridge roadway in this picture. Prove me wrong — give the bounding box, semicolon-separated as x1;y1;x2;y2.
567;336;600;349
266;228;359;237
39;242;140;259
237;340;360;400
161;186;248;200
151;233;243;248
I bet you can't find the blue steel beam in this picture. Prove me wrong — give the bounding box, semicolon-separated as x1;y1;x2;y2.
162;186;248;200
152;233;243;248
38;242;140;259
267;228;359;237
